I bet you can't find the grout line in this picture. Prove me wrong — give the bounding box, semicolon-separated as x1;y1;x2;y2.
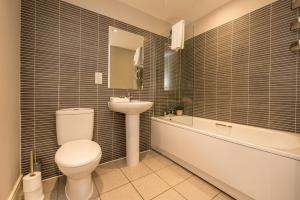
247;13;251;125
97;179;130;196
268;4;272;128
79;8;82;107
130;181;145;200
229;21;233;122
192;29;196;116
154;166;191;187
33;0;37;151
295;8;299;134
203;32;206;117
216;28;219;120
211;191;222;200
149;187;182;200
91;178;101;198
58;0;61;110
172;189;189;200
112;19;115;161
118;165;145;200
96;13;99;143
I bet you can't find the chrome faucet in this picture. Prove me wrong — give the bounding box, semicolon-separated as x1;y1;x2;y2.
127;92;134;101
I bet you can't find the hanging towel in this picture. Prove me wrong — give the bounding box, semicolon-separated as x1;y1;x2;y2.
134;47;143;66
171;20;185;51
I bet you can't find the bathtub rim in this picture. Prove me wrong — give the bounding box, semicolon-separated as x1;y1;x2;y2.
151;116;300;161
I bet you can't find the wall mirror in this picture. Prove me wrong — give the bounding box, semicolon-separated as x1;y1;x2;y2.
108;26;144;90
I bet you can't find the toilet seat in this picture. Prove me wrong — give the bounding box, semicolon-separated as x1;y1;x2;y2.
55;140;101;168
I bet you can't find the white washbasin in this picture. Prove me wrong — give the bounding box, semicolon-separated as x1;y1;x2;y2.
108;100;153;115
108;99;153;167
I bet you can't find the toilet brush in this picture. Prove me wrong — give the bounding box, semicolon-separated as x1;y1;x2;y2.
23;150;44;200
30;151;34;176
33;151;42;172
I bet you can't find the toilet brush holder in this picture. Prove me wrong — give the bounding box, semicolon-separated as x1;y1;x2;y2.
23;171;44;200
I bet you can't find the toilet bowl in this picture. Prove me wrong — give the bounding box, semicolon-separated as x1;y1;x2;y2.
55;139;101;200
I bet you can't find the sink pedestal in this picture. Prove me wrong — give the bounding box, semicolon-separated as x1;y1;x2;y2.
108;100;153;167
126;114;139;166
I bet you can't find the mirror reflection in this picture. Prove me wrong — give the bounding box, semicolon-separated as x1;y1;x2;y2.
108;26;144;90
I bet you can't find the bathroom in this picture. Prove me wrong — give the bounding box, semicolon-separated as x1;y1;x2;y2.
1;0;300;199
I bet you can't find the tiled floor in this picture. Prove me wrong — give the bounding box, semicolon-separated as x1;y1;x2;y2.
35;150;235;200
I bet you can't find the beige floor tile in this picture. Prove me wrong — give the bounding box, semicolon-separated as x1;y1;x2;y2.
57;176;67;200
153;189;186;200
213;192;235;200
53;176;99;200
142;154;173;171
93;168;129;193
121;162;152;181
44;192;56;200
114;158;128;168
95;161;120;175
155;155;173;166
156;164;192;186
100;183;143;200
132;173;170;200
43;177;59;193
174;176;220;200
90;180;101;199
140;150;160;161
147;150;161;157
89;198;100;200
43;177;59;200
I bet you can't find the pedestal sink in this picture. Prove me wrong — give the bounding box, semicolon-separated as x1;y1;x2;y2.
108;100;153;166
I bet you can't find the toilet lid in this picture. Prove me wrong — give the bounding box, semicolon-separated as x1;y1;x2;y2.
55;140;102;168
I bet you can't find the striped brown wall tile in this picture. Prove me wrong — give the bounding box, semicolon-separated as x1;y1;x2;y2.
297;8;300;133
186;0;300;134
97;14;114;163
21;0;36;177
59;2;80;109
216;22;232;122
80;8;99;143
248;5;271;129
154;35;168;116
231;14;250;124
181;38;194;116
204;28;218;119
231;14;250;125
193;33;205;117
269;0;297;132
21;0;163;179
35;0;60;178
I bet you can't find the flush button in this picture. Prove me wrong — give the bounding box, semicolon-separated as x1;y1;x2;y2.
95;72;102;84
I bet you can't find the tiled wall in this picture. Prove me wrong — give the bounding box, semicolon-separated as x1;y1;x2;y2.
181;0;300;133
21;0;165;179
21;0;300;179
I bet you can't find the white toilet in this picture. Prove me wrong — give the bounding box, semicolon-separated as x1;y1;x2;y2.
55;108;102;200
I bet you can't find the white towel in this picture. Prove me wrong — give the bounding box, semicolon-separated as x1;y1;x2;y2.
171;20;185;51
134;47;142;66
110;97;130;103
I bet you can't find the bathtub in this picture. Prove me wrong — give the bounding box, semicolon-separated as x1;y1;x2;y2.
151;116;300;200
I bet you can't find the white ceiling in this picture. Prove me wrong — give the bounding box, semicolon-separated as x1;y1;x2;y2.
117;0;233;24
